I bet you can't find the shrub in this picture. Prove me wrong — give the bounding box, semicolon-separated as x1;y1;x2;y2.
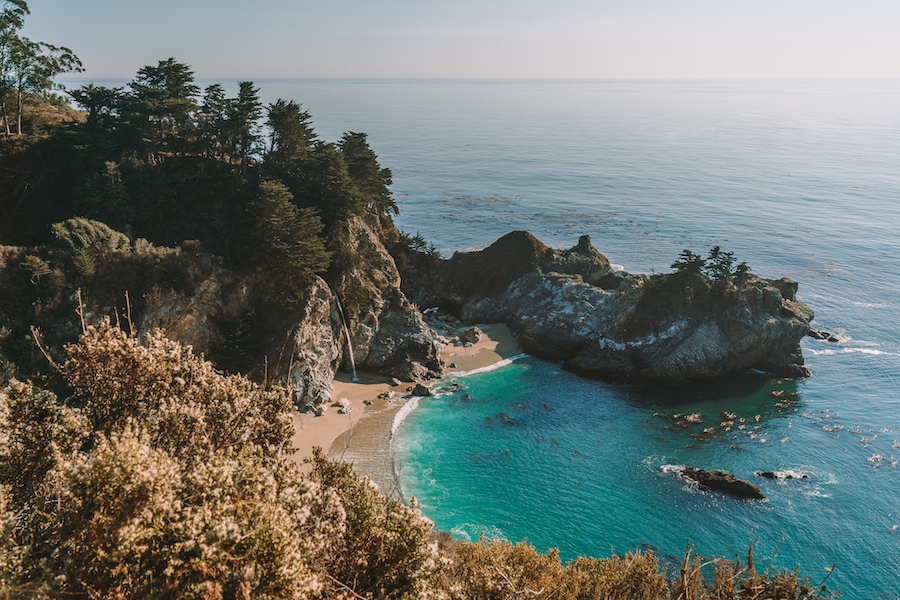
18;255;52;284
307;450;441;599
50;217;130;252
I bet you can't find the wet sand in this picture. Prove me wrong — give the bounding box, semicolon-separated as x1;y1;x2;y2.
290;323;522;490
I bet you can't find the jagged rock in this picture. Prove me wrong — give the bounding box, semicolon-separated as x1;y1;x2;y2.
680;467;766;499
287;277;342;408
460;326;483;344
808;329;839;343
410;383;432;397
400;232;813;385
332;215;444;381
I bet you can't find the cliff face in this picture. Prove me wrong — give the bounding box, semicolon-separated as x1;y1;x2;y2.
402;232;813;384
330;215;443;382
0;214;443;410
140;213;443;407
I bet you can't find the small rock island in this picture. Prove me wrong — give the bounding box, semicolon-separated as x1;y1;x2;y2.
398;231;814;385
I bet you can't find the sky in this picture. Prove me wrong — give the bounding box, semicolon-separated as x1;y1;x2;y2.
23;0;900;80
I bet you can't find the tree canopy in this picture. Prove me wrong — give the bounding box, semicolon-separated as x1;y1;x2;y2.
0;0;82;135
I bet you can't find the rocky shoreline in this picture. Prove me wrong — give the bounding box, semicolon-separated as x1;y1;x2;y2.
8;218;814;411
400;231;814;386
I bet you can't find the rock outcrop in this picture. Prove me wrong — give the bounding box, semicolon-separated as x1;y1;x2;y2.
401;231;813;384
679;467;766;500
139;214;445;408
330;215;443;383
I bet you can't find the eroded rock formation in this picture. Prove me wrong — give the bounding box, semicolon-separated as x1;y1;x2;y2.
401;231;813;384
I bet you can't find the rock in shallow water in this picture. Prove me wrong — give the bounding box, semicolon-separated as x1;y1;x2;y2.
680;467;766;500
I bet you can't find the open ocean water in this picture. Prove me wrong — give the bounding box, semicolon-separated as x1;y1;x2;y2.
67;76;900;597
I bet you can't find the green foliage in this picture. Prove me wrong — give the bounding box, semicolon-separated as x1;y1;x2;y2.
230;81;262;172
671;249;706;277
18;253;49;284
210;307;264;375
51;217;130;251
122;57;199;157
61;323;294;455
265;98;316;172
307;450;440;599
67;83;121;127
71;248;94;277
243;180;331;306
0;1;83;136
398;230;441;259
338;131;398;220
704;245;735;281
671;247;753;286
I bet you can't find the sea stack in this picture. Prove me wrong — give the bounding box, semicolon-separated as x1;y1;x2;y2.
399;232;814;385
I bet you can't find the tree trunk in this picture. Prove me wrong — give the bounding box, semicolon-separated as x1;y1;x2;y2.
16;88;22;135
0;100;9;136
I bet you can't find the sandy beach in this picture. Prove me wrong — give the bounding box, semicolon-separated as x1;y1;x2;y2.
290;323;522;488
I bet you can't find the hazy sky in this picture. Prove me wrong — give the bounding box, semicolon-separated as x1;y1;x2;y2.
24;0;900;80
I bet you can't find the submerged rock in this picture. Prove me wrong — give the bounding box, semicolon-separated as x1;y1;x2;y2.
808;329;840;343
680;467;766;500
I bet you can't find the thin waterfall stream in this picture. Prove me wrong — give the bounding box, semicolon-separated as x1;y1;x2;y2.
331;288;359;382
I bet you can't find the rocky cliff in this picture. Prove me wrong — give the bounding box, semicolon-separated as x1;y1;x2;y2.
401;231;813;384
1;213;444;411
140;213;444;408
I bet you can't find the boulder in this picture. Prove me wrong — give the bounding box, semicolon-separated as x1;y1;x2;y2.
410;383;432;397
808;329;839;343
680;467;765;500
460;326;483;344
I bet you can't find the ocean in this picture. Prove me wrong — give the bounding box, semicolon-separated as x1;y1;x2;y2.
68;76;900;597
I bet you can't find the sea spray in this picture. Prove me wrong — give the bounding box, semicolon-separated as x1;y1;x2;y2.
330;287;358;381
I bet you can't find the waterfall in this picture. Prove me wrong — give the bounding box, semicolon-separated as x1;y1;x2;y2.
331;287;359;382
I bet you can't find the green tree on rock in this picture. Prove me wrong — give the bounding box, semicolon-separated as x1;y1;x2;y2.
671;249;705;277
265;98;316;174
244;181;330;306
704;245;735;282
338;131;397;220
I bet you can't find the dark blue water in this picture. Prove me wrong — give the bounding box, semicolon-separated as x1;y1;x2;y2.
64;77;900;598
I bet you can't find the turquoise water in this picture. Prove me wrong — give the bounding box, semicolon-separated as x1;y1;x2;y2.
65;77;900;597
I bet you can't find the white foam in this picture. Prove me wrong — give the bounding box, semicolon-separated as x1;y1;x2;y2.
806;347;899;357
852;301;891;309
451;353;528;378
773;469;810;480
391;396;420;437
660;464;685;475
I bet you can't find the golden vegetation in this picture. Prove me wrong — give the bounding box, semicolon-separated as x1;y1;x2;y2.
0;324;832;598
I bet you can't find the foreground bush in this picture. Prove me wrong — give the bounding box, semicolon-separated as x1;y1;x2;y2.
0;324;832;598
